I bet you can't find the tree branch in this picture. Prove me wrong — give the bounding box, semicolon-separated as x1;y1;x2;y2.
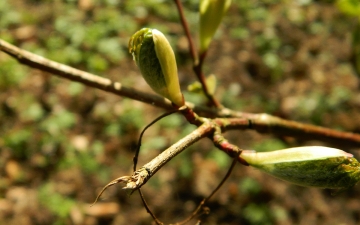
92;123;213;204
1;39;360;147
0;39;174;110
98;119;247;191
215;116;360;148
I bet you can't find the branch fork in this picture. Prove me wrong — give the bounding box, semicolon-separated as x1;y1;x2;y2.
2;28;360;223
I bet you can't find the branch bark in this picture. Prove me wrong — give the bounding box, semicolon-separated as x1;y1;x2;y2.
1;39;360;147
92;123;213;203
127;122;213;189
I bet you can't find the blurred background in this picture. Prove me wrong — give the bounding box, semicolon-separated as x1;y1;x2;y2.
1;0;360;224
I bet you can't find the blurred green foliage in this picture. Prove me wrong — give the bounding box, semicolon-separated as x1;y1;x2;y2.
0;1;21;28
0;58;27;87
39;183;75;225
242;203;273;225
241;202;289;225
252;138;288;152
239;177;262;195
336;0;360;76
336;0;360;18
0;0;359;224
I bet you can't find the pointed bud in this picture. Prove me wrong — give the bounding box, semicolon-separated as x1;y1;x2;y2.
129;28;184;107
187;74;217;96
241;146;360;189
199;0;231;53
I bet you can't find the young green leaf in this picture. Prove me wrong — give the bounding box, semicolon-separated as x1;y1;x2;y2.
241;146;360;189
129;28;184;107
199;0;231;53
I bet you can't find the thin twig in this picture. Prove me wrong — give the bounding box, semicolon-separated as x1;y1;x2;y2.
134;123;242;225
140;123;213;181
134;109;179;171
93;122;213;201
173;0;222;108
193;50;222;108
205;149;240;202
138;189;164;225
134;121;212;225
173;0;197;64
216;116;360;148
177;149;240;225
91;176;130;206
120;121;248;194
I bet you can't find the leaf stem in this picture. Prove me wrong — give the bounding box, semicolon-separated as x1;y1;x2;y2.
173;0;222;108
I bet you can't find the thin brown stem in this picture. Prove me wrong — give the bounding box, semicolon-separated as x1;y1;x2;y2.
138;189;164;225
205;150;240;201
193;52;222;108
211;125;248;165
134;109;179;171
173;0;222;108
174;0;198;64
218;115;360;148
194;51;209;97
176;149;240;225
134;128;242;225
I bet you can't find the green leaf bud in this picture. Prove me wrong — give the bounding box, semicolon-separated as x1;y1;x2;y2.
336;0;360;19
129;28;184;107
241;146;360;189
187;74;217;96
199;0;231;53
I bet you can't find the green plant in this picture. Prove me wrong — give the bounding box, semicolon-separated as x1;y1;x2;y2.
1;1;360;225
